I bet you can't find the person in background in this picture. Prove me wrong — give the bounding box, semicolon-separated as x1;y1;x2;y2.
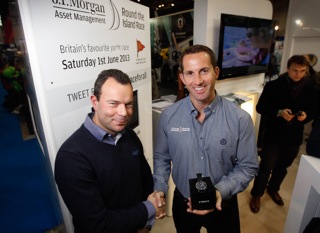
249;55;318;213
153;44;259;233
304;54;320;158
1;57;23;113
304;54;320;91
306;117;320;158
55;69;165;233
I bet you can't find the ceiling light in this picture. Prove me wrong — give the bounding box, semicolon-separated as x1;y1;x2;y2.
295;19;303;26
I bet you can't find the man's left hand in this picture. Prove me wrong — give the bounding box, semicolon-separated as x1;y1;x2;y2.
297;111;307;121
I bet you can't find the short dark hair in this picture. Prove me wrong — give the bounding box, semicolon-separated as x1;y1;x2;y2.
178;45;217;72
94;69;132;100
287;55;310;68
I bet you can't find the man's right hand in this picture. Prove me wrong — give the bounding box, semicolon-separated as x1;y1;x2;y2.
280;108;296;121
147;191;166;219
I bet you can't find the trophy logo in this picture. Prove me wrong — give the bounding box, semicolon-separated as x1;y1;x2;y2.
195;175;207;192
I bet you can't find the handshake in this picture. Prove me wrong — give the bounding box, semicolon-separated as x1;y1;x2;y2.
137;192;166;233
148;191;166;219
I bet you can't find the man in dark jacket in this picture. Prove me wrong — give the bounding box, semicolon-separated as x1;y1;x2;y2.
249;55;318;213
55;69;165;233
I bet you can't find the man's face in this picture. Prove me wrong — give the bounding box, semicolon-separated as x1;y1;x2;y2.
179;52;220;106
91;78;133;135
287;63;308;82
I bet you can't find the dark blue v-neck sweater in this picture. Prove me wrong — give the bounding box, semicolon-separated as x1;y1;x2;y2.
55;125;153;233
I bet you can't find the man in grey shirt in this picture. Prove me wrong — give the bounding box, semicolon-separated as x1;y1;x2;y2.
153;45;258;233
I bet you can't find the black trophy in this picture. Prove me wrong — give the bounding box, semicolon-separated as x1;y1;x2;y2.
189;173;216;210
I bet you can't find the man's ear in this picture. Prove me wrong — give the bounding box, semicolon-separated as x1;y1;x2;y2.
91;95;98;111
214;67;220;79
179;72;186;85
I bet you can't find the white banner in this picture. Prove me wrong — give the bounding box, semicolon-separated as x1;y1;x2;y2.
17;0;152;231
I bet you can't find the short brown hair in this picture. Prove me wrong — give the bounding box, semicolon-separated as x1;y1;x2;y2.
93;69;132;100
287;55;309;68
178;45;217;73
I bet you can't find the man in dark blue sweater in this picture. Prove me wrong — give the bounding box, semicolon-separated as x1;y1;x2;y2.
55;69;165;233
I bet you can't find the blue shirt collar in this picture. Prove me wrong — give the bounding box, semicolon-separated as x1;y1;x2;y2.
187;91;220;116
84;112;123;145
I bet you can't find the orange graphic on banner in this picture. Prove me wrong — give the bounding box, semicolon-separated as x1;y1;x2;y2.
137;40;145;57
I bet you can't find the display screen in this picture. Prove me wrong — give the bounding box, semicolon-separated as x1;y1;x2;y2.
128;90;139;129
217;13;274;79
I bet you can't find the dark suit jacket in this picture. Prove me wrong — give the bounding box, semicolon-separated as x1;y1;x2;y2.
257;74;317;146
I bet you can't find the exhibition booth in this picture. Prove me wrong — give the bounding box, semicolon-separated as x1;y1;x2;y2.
4;0;319;232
